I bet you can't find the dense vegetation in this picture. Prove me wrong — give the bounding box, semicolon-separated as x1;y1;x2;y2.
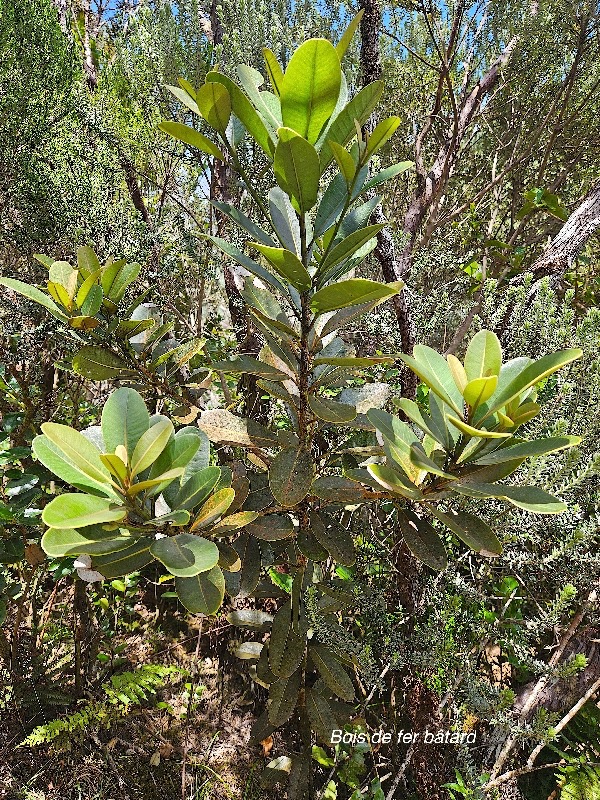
1;1;599;799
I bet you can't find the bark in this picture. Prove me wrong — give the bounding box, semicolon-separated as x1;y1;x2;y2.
531;179;600;279
359;0;417;399
121;157;150;223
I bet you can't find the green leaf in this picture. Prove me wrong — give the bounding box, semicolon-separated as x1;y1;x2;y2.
280;39;341;144
130;419;173;476
428;507;502;557
0;277;67;321
479;349;583;421
365;116;401;158
463;376;498;409
263;48;284;96
464;330;503;381
207;236;287;295
0;537;25;564
32;436;117;498
158;120;225;160
273;128;320;214
312;356;394;367
41;526;133;557
196;82;231;132
206;71;275;158
101;260;140;301
474;436;581;465
165;83;200;115
101;388;150;458
269;601;308;677
80;285;103;316
191;488;235;530
40;423;112;486
467;484;568;513
396;508;448;571
362;161;413;193
198;409;279;449
72;346;133;381
49;261;78;297
268;670;301;725
77;245;101;277
409;443;456;480
248;243;311;292
308;395;356;423
410;345;465;415
312;512;355;565
269;187;301;254
269;447;314;507
42;494;126;530
336;9;364;59
329;141;356;185
305;689;339;743
150;533;219;577
212;355;290;381
246;514;295;541
311;278;401;315
173;466;221;511
318;225;385;276
211;200;275;246
447;415;512;439
318;82;384;170
92;539;153;578
175;565;225;614
310;644;354;700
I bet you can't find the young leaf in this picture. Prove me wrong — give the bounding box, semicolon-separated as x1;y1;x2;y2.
273;128;320;214
101;387;150;458
365;116;401;158
0;277;67;321
175;565;225;614
464;330;503;381
33;436;117;499
467;484;568;513
129;419;173;477
173;466;221;511
40;423;112;486
269;447;314;506
150;533;219;577
479;349;583;421
463;375;498;409
158;120;225;160
361;161;413;193
166;83;200;115
474;436;581;464
263;48;284;96
310;278;402;315
280;39;341;144
335;9;364;59
206;71;275;158
329;141;356;185
190;488;235;530
447;415;511;439
367;463;422;500
318;82;384;170
196;82;231;132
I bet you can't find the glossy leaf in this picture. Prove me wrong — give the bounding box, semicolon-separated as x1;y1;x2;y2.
32;436;117;498
40;423;112;486
150;533;219;577
474;436;581;465
447;415;511;439
41;526;132;557
92;539;153;578
463;375;498;409
329;141;356;185
365;116;401;157
173;466;221;511
0;277;68;321
101;387;149;458
248;243;311;291
428;507;502;557
336;9;364;58
318;82;384;170
311;278;401;315
318;225;386;276
190;488;235;530
273;128;320;214
263;48;284;96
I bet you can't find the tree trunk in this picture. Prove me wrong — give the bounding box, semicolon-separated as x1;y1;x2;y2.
531;179;600;279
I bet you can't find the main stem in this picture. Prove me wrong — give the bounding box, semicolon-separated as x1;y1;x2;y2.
298;213;311;449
